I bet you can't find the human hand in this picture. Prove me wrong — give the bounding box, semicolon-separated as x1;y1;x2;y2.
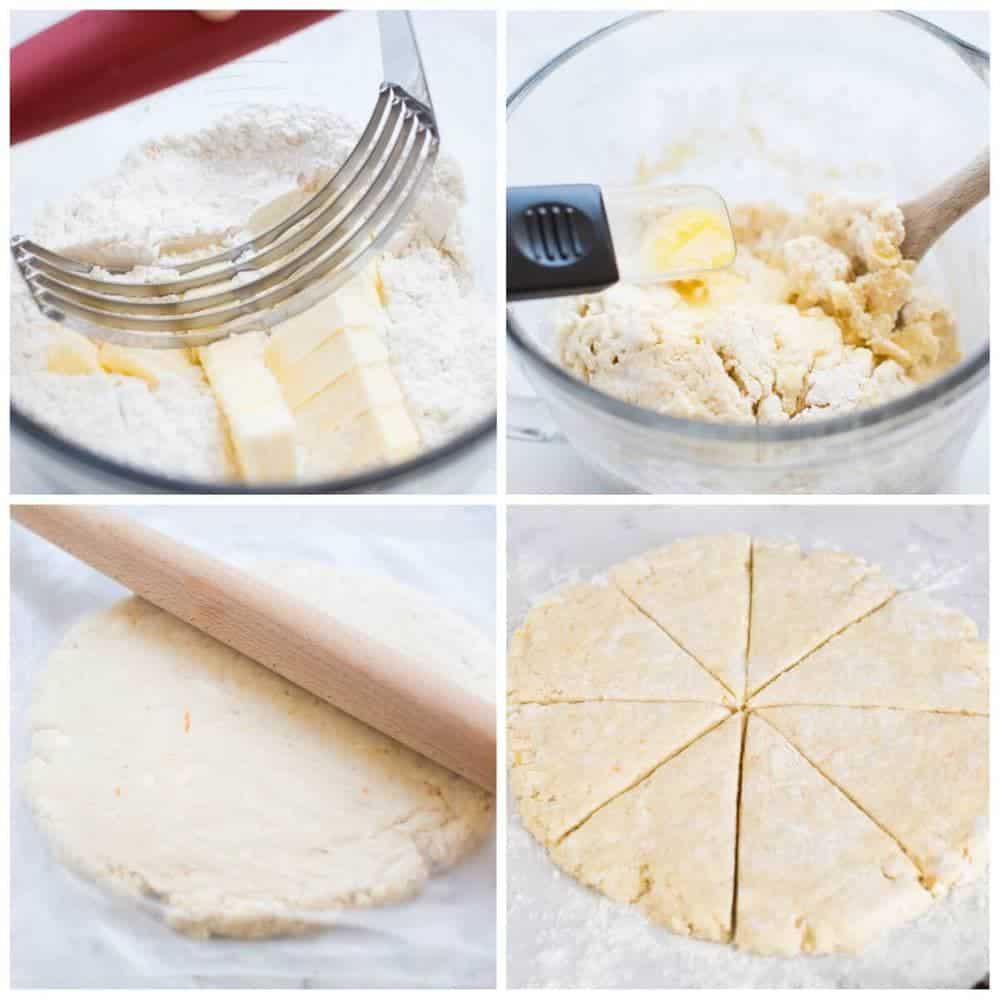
197;11;239;22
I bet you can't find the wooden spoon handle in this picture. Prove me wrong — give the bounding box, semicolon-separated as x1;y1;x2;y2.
901;148;989;261
12;505;496;792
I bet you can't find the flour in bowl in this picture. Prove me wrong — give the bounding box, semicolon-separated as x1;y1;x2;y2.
12;105;495;485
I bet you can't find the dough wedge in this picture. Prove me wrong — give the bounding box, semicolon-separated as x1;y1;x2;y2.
746;540;896;697
752;591;988;713
508;581;732;705
735;715;930;955
509;701;730;845
612;533;750;698
552;713;742;943
759;706;988;894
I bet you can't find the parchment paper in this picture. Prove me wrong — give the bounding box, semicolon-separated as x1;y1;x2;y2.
12;505;496;988
506;505;988;988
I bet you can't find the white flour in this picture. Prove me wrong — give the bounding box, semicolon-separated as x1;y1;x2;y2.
12;104;494;483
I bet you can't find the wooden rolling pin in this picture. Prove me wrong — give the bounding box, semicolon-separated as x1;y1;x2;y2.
12;505;496;792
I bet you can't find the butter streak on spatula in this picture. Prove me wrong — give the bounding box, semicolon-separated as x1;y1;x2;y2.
507;183;736;300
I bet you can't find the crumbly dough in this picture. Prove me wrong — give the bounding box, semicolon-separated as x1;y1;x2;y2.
25;563;494;938
558;194;959;422
507;535;988;956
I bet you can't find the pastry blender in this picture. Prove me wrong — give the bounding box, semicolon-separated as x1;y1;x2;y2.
11;11;438;348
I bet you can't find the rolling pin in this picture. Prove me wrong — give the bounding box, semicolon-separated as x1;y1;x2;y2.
12;505;496;792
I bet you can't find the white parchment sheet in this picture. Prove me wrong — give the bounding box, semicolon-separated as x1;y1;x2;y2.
12;505;496;988
506;505;988;988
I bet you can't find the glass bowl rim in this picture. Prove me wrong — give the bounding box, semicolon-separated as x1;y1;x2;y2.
11;403;496;494
506;10;990;446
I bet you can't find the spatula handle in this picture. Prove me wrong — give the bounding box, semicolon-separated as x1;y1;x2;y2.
12;505;496;792
11;10;338;145
507;184;619;301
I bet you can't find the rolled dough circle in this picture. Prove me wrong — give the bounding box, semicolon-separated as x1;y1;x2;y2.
26;561;494;938
508;535;988;958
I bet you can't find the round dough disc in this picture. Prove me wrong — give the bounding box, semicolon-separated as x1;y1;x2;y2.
26;561;494;938
508;536;988;958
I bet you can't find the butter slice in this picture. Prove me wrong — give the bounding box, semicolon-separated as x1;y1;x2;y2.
198;333;297;483
278;328;389;410
267;263;384;373
46;328;100;374
302;405;422;480
295;364;405;438
99;342;198;387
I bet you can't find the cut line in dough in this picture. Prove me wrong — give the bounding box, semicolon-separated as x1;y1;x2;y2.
758;706;989;895
508;581;733;705
613;533;751;698
508;534;988;958
734;714;932;956
509;701;731;846
746;539;897;698
751;590;988;713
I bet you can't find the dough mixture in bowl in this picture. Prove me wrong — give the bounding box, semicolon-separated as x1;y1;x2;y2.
11;105;495;485
26;562;494;938
559;194;958;423
508;535;987;956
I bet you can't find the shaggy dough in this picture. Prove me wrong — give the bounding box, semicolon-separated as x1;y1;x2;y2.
507;535;988;956
558;194;959;423
25;562;494;938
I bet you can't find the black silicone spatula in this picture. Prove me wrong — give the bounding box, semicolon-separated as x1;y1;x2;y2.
507;183;736;301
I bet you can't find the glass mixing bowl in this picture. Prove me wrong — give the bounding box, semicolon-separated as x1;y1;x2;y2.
11;11;496;494
507;12;989;494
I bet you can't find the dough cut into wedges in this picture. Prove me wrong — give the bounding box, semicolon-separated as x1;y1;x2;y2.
735;715;930;956
508;582;731;704
552;713;741;943
509;701;730;845
612;534;750;698
746;541;896;697
759;706;988;894
752;591;988;713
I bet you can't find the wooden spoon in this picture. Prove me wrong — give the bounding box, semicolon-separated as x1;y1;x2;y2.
900;149;989;261
12;505;496;792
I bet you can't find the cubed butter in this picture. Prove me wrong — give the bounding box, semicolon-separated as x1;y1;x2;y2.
294;364;405;442
198;333;297;483
46;328;100;374
99;342;198;387
267;263;384;373
278;327;389;410
302;404;422;480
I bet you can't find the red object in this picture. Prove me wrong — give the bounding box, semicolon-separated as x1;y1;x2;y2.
10;10;338;144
